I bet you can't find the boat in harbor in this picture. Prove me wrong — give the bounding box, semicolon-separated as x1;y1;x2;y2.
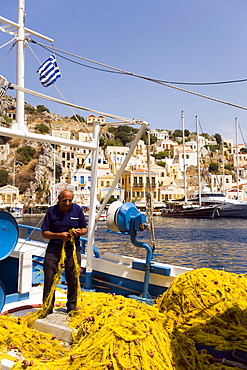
161;195;247;218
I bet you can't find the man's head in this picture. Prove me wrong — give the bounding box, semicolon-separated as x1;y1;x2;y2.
58;187;74;213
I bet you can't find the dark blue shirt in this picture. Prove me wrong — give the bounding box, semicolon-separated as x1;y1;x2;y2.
41;203;87;249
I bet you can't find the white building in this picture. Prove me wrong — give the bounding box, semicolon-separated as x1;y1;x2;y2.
150;129;169;141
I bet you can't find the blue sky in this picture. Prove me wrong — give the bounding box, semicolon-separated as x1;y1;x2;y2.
1;0;247;141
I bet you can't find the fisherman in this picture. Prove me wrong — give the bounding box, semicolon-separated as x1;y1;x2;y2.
41;187;88;314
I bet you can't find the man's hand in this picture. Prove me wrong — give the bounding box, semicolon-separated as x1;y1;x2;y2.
70;228;88;237
60;231;71;242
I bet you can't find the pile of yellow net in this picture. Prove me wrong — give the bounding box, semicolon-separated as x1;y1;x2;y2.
1;233;247;369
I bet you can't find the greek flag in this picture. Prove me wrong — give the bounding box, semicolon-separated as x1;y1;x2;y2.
37;55;61;87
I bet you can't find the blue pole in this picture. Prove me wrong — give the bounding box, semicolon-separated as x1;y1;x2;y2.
130;236;153;299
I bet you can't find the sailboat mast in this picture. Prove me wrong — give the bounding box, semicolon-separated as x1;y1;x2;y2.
196;116;201;206
182;111;187;203
235;117;239;200
16;0;25;132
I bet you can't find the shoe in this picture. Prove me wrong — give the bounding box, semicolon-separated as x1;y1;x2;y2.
67;308;75;315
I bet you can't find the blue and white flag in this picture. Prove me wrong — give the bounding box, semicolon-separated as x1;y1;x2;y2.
37;55;61;87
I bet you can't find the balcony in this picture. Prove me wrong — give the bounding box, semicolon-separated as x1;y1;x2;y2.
133;184;143;188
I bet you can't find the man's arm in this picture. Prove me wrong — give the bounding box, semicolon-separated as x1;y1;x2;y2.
42;230;71;242
70;227;88;237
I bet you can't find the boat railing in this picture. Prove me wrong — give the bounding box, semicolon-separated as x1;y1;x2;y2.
18;224;100;257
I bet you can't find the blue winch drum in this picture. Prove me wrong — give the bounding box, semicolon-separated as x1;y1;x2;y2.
0;211;19;260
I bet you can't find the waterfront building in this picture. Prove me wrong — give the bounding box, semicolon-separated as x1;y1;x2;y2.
51;127;70;140
86;115;105;128
122;168;159;204
98;174;123;202
0;184;20;206
150;129;169;141
158;182;185;202
205;173;233;193
104;146;129;175
151;138;177;153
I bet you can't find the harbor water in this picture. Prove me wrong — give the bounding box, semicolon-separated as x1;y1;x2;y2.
18;216;247;275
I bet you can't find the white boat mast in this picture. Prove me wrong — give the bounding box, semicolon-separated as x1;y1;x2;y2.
196;116;201;206
182;111;187;203
235;117;239;200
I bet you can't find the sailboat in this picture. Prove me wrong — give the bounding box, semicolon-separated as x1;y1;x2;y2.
161;114;247;218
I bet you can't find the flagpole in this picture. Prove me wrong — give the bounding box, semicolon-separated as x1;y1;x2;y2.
0;0;54;132
16;0;25;132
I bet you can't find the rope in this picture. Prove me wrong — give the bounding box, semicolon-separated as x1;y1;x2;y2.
145;129;156;250
0;39;16;65
0;37;16;49
32;40;247;113
10;83;134;123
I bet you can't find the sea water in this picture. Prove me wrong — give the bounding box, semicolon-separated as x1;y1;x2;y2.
18;216;247;275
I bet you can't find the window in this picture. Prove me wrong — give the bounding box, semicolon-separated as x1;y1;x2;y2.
88;176;91;182
73;176;77;181
80;176;84;184
101;181;104;186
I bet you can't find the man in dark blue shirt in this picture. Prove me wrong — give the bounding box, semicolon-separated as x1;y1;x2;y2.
41;187;88;314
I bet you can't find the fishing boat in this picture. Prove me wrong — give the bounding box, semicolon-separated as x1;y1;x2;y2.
2;3;247;369
0;0;192;314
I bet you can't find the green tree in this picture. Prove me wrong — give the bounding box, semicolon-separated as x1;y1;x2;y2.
0;169;8;186
214;133;222;145
17;146;36;164
141;132;158;145
71;114;85;122
25;106;35;114
184;129;190;137
35;123;49;134
224;164;233;171
108;125;138;146
156;161;166;167
240;147;247;153
104;139;123;147
201;132;209;139
208;162;219;173
172;129;183;137
0;115;12;124
0;136;11;144
152;151;169;159
36;105;50;113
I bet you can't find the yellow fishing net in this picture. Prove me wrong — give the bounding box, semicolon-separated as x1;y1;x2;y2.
1;231;247;369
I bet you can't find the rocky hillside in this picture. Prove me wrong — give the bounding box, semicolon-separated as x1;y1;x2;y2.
0;95;87;205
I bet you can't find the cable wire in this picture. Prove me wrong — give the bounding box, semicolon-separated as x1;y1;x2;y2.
31;39;247;86
29;39;247;113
